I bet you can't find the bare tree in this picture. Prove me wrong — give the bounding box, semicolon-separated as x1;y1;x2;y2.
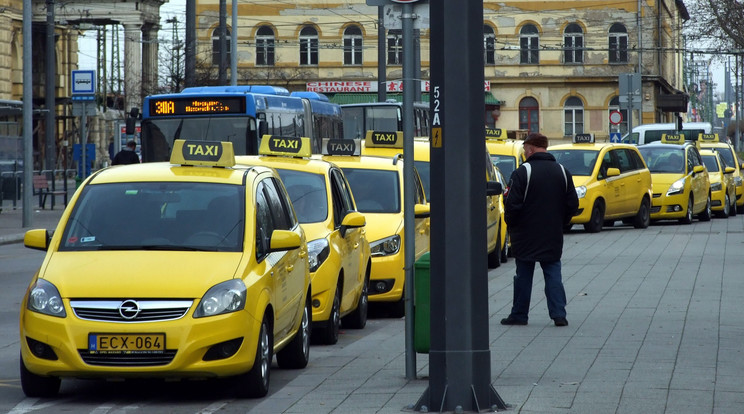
686;0;744;53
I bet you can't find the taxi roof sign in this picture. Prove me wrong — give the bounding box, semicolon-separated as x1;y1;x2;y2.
259;135;312;157
322;138;361;156
661;133;684;144
573;133;595;144
485;127;508;141
698;133;719;142
365;130;403;148
171;139;235;167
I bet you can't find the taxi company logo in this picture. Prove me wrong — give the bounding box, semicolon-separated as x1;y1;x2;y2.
326;139;357;155
183;141;222;161
574;134;593;143
119;300;141;320
700;133;718;142
371;131;398;145
663;134;684;143
269;136;302;153
485;128;505;139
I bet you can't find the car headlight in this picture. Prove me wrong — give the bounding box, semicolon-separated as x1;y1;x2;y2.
307;238;330;272
735;176;742;187
194;279;246;318
710;182;722;191
369;235;401;257
666;177;686;196
27;279;66;318
575;186;587;199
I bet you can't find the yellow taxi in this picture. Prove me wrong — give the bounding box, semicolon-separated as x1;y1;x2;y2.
548;134;653;232
485;128;525;184
236;136;371;345
699;133;744;214
362;132;506;268
638;134;712;224
323;134;430;317
20;140;311;398
700;149;736;218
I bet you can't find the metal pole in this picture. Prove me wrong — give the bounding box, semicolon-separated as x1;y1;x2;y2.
377;6;386;102
81;104;87;179
218;0;227;85
185;0;196;87
231;0;237;85
402;2;416;381
46;0;57;182
23;0;33;227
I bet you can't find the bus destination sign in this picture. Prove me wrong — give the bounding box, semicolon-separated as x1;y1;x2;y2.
148;96;246;117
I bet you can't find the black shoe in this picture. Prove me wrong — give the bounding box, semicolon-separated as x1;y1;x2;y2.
501;316;527;326
553;317;568;327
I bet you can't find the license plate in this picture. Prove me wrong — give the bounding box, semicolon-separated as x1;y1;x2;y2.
89;333;165;353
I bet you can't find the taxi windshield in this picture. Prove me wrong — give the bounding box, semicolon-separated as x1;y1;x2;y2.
341;168;400;213
638;147;685;173
548;149;598;176
275;169;329;223
702;155;720;172
490;154;517;178
712;147;735;167
60;182;245;252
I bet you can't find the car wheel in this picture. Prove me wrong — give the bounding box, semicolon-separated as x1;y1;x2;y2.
698;195;712;222
487;225;501;268
633;197;651;229
729;193;737;217
20;356;60;398
235;315;272;398
342;270;369;330
680;196;694;224
276;295;311;369
500;232;509;263
583;201;604;233
315;285;341;345
719;194;731;218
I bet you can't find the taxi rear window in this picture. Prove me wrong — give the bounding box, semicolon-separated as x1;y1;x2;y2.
275;169;329;223
490;154;517;179
342;168;400;213
60;182;245;252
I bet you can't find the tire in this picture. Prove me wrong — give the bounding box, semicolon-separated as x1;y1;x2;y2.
315;285;341;345
235;315;272;398
500;232;509;263
276;295;311;369
20;356;61;398
389;296;405;319
680;196;694;224
718;194;731;218
729;192;737;217
487;225;501;269
583;201;604;233
633;197;651;229
342;270;369;330
698;195;712;222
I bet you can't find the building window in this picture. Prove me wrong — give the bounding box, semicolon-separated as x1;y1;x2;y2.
564;97;584;137
387;29;403;65
609;96;629;135
609;23;628;64
484;25;495;65
519;97;539;133
211;27;231;66
564;23;583;64
344;26;363;65
300;26;318;66
256;26;275;66
520;24;539;64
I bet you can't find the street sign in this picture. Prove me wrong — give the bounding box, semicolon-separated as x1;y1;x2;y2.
618;73;641;110
609;110;623;125
71;70;96;95
383;1;430;29
610;132;622;143
72;101;96;116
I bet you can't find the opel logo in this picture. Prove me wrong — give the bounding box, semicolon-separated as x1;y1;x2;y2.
118;300;141;320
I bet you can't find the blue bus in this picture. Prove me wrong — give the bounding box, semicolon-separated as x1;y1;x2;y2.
141;85;343;162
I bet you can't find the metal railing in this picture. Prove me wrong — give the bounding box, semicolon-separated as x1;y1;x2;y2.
0;167;77;210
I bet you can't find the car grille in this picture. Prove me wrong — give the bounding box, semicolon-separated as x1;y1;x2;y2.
70;300;193;322
650;206;661;213
78;350;177;366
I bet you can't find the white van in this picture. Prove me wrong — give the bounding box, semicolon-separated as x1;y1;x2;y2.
621;122;713;145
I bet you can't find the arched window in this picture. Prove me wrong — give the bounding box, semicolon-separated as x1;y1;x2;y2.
609;96;629;135
609;23;628;63
519;97;539;133
484;25;495;65
520;24;539;64
564;23;583;64
211;27;231;66
387;29;403;65
300;26;318;66
564;97;584;136
344;26;363;65
256;26;275;66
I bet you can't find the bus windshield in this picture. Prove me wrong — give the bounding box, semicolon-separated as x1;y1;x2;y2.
141;116;257;162
342;106;399;139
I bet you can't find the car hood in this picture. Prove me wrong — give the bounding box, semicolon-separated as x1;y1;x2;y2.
649;173;686;191
359;213;403;243
39;251;244;298
571;175;592;187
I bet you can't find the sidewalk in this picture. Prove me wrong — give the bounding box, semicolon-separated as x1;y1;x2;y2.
0;202;66;245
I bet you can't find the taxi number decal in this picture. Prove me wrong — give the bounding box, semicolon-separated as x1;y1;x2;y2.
89;333;165;353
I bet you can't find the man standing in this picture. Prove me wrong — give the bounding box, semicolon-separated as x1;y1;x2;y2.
112;140;140;165
501;132;579;327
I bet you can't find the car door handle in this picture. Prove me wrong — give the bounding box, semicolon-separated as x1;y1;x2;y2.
353;242;359;249
299;250;307;258
286;264;294;272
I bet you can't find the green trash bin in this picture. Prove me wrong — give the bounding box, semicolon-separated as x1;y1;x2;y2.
414;252;431;353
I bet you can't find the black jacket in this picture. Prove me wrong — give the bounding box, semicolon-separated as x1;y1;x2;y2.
504;151;579;261
112;149;140;165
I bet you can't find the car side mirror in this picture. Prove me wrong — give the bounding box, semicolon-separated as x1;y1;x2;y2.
486;180;503;196
340;211;366;238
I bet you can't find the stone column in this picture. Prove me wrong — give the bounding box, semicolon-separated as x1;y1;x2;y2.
123;23;143;113
142;23;159;96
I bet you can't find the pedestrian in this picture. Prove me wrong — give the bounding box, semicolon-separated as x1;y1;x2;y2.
501;132;579;327
112;140;140;165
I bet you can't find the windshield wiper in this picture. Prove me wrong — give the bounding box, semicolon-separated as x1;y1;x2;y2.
96;245;218;252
